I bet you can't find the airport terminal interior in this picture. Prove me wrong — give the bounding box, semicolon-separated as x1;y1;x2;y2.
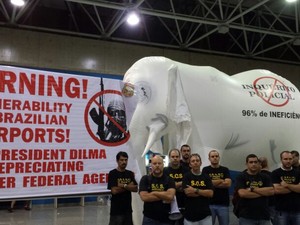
0;0;299;225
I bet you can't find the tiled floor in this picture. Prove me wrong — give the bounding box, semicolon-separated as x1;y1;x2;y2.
0;203;109;225
0;200;239;225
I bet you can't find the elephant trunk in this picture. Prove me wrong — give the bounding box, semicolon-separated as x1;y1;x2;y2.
141;114;168;157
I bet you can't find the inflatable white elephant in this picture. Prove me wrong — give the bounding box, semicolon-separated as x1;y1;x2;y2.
122;56;300;173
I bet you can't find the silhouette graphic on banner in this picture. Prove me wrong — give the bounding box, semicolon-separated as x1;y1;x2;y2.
89;78;127;143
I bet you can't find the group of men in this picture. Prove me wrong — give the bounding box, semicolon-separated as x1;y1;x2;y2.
107;148;300;225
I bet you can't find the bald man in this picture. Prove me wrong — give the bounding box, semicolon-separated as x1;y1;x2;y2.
139;155;176;225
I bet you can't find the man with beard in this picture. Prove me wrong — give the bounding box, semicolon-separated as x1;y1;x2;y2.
139;155;176;225
107;151;138;225
272;151;300;225
180;145;191;171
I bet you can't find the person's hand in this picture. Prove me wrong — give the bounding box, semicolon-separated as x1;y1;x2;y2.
118;182;125;188
280;177;288;187
184;185;196;195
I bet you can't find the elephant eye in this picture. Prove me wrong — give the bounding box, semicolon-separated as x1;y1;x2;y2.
136;81;151;104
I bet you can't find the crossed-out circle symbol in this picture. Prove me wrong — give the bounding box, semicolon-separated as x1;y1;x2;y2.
84;90;130;146
253;76;290;107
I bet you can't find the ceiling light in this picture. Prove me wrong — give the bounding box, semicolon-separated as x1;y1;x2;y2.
10;0;25;6
285;0;297;3
127;12;140;26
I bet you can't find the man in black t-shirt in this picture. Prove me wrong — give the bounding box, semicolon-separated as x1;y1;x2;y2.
139;155;176;225
272;151;300;225
202;150;231;225
235;154;274;225
291;150;300;171
164;149;189;225
180;144;191;171
183;153;214;224
107;151;138;225
259;156;276;225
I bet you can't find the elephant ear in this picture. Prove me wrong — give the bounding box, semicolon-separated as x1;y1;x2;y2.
167;65;192;147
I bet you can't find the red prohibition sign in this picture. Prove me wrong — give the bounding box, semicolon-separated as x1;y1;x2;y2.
253;76;290;107
84;90;130;146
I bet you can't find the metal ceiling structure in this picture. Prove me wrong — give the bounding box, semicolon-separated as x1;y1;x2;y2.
0;0;300;65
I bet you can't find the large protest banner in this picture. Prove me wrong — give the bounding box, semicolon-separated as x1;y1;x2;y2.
0;65;136;199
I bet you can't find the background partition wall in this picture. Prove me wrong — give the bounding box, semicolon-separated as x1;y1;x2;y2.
0;27;299;88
